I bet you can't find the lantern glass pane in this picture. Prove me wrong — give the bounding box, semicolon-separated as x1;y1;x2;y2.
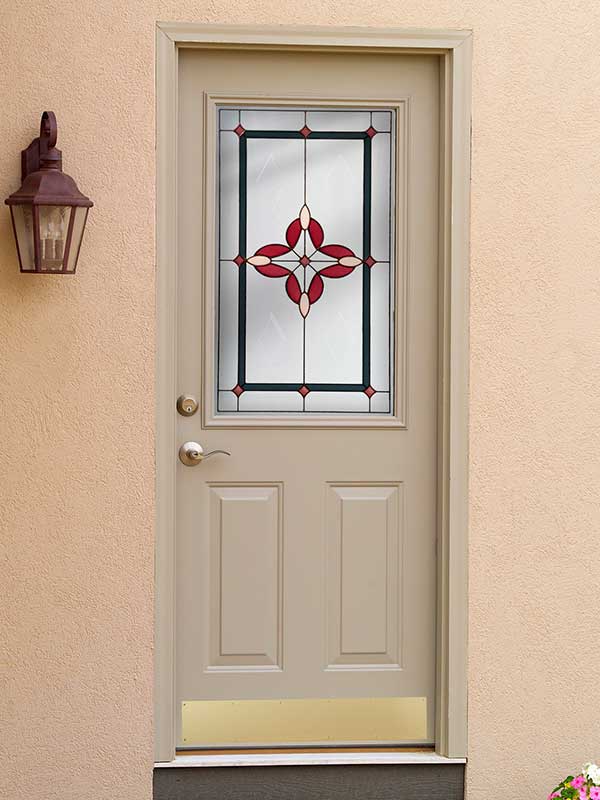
10;205;35;270
66;207;89;273
38;206;70;271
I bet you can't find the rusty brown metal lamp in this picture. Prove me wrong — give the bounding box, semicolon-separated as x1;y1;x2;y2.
5;111;93;273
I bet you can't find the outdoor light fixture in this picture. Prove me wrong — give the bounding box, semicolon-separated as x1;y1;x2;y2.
5;111;93;274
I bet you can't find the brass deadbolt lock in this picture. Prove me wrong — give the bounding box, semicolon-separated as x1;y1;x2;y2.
176;394;199;417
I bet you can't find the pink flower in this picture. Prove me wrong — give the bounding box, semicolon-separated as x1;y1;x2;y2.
548;793;560;800
573;776;586;789
580;789;589;800
590;787;600;800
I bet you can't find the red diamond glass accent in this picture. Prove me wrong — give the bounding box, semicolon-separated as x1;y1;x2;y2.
298;385;310;397
233;254;245;266
232;384;244;397
300;125;312;138
364;386;376;398
365;255;377;268
366;126;377;138
299;255;311;267
234;124;246;137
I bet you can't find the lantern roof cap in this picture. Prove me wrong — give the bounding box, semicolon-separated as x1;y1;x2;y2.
5;168;93;207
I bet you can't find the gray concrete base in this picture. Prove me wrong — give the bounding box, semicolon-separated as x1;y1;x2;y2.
153;764;465;800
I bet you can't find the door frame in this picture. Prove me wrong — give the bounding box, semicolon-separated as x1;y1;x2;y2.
155;22;471;763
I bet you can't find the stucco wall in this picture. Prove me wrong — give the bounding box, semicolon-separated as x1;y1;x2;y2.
1;2;600;799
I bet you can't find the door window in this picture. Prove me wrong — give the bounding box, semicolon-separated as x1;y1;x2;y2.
216;107;395;415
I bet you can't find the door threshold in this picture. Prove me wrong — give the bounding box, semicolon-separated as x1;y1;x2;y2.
155;749;466;768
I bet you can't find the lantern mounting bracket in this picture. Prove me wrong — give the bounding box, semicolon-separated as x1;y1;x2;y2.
21;111;62;181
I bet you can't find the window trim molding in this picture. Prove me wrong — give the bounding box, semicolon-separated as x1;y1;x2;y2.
155;22;471;763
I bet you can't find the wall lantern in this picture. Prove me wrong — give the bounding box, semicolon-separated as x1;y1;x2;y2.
5;111;93;274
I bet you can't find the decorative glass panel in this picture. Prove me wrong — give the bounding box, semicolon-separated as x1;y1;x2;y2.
217;107;395;415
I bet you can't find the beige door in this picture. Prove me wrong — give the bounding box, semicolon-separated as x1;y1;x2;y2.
176;46;440;748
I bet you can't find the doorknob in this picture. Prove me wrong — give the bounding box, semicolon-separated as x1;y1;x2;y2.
179;441;231;467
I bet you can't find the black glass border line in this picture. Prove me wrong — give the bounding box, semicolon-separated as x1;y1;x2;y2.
237;129;373;394
237;134;247;389
243;383;366;391
243;130;369;140
362;134;372;388
216;122;222;405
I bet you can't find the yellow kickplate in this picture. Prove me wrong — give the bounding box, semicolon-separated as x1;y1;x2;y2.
181;697;427;746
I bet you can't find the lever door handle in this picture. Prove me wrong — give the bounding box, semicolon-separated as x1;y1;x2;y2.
179;441;231;466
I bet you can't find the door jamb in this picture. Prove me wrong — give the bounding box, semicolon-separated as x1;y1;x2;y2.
155;22;471;763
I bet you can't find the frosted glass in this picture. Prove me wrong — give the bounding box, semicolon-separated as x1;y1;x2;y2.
218;391;238;412
245;267;303;384
304;391;369;413
241;109;305;130
371;133;393;263
216;106;395;416
370;392;391;413
246;138;304;256
306;111;370;131
305;267;362;384
305;139;363;256
219;109;240;130
370;262;391;392
239;391;304;412
219;132;239;260
372;111;392;132
218;261;239;391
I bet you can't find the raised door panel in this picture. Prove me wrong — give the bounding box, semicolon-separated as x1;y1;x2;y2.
208;485;283;670
326;484;402;669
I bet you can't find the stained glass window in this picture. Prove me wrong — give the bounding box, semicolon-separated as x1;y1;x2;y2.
216;107;395;414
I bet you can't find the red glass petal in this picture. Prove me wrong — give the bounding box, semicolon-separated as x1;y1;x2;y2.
319;264;355;278
286;219;302;248
254;264;290;278
308;219;324;249
285;273;302;303
308;273;324;303
319;244;355;259
255;243;291;258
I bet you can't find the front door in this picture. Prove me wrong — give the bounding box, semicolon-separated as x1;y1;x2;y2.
176;45;440;748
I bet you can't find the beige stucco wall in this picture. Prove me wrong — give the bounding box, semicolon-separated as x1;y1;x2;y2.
1;2;600;799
